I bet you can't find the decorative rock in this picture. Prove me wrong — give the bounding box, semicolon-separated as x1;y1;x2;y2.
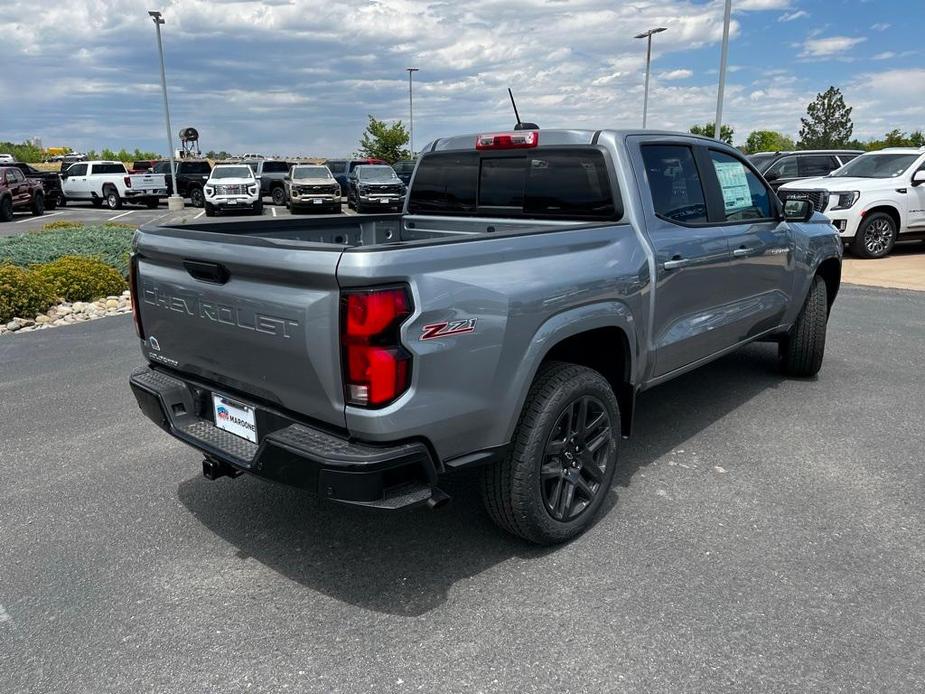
17;318;35;327
35;315;52;325
73;301;86;312
57;306;73;316
105;299;119;309
6;321;19;331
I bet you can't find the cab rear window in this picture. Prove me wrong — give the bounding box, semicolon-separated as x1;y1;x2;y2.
408;148;618;220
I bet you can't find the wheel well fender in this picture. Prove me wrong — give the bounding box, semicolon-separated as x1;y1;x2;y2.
861;204;901;231
506;302;639;441
815;257;841;311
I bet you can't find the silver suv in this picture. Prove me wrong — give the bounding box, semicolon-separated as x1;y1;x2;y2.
285;164;341;214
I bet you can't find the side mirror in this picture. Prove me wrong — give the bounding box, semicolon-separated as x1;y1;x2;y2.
913;170;925;186
783;198;814;223
284;175;290;181
764;170;779;182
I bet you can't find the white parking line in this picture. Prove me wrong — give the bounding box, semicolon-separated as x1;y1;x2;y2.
194;210;205;219
108;210;134;221
271;206;277;217
15;211;64;223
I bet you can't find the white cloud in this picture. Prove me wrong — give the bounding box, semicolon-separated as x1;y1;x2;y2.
658;69;693;81
800;36;866;58
779;10;809;22
735;0;791;9
871;23;891;31
873;52;896;60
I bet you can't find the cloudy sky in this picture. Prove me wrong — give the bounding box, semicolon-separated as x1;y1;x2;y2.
0;0;922;157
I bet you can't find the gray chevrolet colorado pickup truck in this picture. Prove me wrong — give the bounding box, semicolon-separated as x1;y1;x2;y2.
129;129;841;544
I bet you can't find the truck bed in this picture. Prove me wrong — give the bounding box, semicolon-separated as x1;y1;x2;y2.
145;213;591;249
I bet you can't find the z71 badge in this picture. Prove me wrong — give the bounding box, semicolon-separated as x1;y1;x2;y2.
421;318;477;340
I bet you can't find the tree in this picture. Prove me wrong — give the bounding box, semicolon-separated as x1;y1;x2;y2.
798;86;853;149
357;116;410;163
689;122;734;145
745;130;795;154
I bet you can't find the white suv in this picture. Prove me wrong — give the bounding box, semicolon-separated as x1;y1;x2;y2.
779;147;925;258
204;164;262;216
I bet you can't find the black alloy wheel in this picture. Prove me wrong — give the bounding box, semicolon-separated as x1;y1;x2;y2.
541;395;612;521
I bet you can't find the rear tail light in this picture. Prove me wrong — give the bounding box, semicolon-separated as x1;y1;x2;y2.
475;131;539;150
340;286;413;407
124;176;132;188
129;254;144;339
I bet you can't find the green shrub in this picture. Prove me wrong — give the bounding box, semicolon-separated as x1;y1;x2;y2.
41;220;85;232
0;225;133;276
33;256;126;302
0;264;56;323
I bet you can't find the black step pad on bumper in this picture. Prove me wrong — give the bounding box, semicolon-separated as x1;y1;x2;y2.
129;365;438;508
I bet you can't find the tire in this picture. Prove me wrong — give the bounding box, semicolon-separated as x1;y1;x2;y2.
91;197;103;208
31;192;45;216
0;196;12;222
104;188;122;210
189;187;204;208
253;201;263;215
290;204;303;215
204;202;216;217
144;197;158;209
347;197;355;210
779;275;828;378
271;186;286;206
481;362;620;544
45;194;57;211
57;195;67;208
852;212;896;259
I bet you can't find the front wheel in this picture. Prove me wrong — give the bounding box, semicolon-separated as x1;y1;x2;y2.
0;196;12;222
204;202;216;217
852;212;896;259
252;201;263;215
481;362;619;544
31;192;45;216
271;186;286;206
779;275;828;378
189;187;204;208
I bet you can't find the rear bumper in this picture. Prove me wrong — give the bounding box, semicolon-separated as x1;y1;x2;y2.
129;365;440;509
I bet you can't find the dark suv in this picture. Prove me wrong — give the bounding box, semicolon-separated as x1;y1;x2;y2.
392;160;416;186
748;150;863;191
152;160;213;207
324;158;388;196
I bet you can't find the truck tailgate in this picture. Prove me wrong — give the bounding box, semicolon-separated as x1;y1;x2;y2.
134;229;346;429
130;173;167;192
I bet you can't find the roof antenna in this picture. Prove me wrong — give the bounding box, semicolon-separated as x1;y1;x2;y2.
508;88;539;130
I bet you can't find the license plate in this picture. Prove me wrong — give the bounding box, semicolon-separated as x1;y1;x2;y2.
226;200;238;205
212;394;257;443
312;199;322;205
379;198;390;204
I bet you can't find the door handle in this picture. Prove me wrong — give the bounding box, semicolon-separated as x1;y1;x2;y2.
732;247;749;257
663;257;690;270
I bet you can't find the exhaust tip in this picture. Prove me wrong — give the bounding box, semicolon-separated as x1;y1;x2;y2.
426;488;451;510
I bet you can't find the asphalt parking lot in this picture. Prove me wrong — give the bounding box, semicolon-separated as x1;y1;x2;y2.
1;285;922;692
0;199;358;236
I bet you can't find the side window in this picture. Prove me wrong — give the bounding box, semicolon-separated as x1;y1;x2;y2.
709;151;772;221
641;145;707;224
766;156;798;179
154;161;171;174
4;170;15;184
838;154;860;165
68;164;87;176
10;169;25;183
799;155;838;177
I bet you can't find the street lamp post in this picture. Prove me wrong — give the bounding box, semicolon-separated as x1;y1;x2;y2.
714;0;732;141
406;67;419;155
634;27;668;129
148;10;182;210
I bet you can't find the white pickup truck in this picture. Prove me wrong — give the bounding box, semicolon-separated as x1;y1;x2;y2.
779;147;925;258
60;160;168;210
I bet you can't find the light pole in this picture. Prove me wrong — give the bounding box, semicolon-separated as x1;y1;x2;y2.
148;10;182;210
714;0;732;141
406;67;419;155
634;27;668;129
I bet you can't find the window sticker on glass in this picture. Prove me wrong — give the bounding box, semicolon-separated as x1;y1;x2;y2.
713;161;752;212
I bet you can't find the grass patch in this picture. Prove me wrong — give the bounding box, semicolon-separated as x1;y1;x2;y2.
0;225;133;276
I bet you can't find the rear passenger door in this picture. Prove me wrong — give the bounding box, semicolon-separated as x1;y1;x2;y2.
764;155;799;191
706;149;795;334
798;154;840;179
638;142;739;378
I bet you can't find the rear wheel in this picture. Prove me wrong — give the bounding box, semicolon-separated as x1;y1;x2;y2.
189;186;204;208
779;275;828;378
0;196;12;222
852;212;896;259
31;192;45;216
57;195;67;208
104;188;122;210
45;194;58;211
144;197;158;209
481;362;619;544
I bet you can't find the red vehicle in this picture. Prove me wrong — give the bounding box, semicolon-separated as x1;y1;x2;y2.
0;166;45;222
129;160;157;174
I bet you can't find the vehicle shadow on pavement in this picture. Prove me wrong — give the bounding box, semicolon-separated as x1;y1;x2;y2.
176;343;786;617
